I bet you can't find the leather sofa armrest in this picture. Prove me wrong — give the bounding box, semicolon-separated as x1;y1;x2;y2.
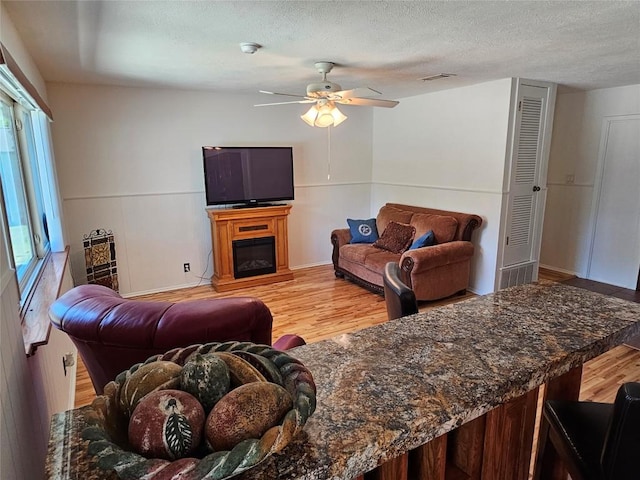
400;241;475;274
273;334;306;350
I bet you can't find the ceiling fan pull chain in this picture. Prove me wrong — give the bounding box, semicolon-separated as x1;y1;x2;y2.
327;125;331;180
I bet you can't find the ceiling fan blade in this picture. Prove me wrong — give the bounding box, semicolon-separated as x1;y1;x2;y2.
255;100;316;107
337;97;399;108
259;90;308;99
335;87;382;99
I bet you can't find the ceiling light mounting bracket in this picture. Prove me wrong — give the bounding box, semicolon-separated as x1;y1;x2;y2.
315;62;335;75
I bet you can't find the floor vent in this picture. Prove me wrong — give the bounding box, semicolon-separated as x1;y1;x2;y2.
500;263;535;289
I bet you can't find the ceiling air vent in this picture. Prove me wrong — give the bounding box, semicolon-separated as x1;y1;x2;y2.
419;73;457;81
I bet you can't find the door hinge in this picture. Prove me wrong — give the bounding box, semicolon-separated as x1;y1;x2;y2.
518;101;522;112
506;236;509;245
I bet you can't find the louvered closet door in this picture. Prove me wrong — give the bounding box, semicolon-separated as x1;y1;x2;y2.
503;85;547;267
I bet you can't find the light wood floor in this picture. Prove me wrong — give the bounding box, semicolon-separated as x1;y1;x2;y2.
74;265;640;408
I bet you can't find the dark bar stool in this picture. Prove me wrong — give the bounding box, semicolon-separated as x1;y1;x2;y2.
535;382;640;480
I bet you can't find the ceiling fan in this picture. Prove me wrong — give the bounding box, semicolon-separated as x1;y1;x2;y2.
255;62;399;127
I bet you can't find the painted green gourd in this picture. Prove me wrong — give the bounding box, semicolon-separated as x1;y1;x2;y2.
179;353;230;412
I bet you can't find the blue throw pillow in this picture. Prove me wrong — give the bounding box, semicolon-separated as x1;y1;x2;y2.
409;230;435;250
347;218;379;243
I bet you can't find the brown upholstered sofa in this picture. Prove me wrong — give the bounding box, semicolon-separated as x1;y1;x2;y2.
331;203;482;301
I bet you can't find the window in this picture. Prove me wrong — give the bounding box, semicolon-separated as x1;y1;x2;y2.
0;90;51;300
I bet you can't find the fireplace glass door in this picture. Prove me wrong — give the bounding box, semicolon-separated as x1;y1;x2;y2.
232;236;276;279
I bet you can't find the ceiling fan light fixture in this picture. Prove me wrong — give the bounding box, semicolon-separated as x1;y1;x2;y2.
316;104;336;127
301;105;320;126
316;113;334;128
301;102;347;128
329;105;347;126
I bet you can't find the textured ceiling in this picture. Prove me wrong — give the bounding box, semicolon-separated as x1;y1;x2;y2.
3;0;640;100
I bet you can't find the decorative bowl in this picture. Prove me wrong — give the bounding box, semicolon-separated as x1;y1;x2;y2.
81;341;316;480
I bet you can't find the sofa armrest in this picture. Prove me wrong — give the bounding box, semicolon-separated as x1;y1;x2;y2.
331;228;352;270
400;241;475;274
273;334;306;350
331;228;352;248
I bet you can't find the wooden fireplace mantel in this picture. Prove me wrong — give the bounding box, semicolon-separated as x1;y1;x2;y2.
207;205;293;291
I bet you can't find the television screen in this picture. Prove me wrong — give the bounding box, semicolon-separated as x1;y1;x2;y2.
202;147;294;206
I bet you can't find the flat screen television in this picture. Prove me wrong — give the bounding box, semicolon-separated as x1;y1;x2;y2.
202;146;294;207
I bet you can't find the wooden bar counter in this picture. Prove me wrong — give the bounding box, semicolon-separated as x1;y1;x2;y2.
45;282;640;479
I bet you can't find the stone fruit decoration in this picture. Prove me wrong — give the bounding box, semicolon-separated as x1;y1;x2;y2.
214;351;267;387
206;382;292;451
82;341;316;480
118;361;182;417
128;389;205;459
179;353;230;412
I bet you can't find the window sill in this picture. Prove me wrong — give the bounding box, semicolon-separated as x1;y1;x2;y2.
21;246;70;356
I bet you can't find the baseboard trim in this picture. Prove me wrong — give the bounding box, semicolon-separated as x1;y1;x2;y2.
624;336;640;350
121;281;205;298
122;263;335;298
291;261;332;270
538;264;578;277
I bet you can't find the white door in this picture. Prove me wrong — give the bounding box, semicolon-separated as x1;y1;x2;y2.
503;85;549;267
588;115;640;289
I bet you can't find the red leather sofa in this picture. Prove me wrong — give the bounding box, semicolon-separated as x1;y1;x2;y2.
49;284;304;394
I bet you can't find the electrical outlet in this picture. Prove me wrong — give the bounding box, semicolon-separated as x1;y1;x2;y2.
62;352;75;376
183;263;190;273
565;174;575;184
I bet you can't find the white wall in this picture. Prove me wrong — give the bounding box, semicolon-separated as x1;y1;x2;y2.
371;79;514;294
0;1;48;103
47;83;374;295
0;224;74;480
540;84;640;275
0;220;44;480
1;6;76;478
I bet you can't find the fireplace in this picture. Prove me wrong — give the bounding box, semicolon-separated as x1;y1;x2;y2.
208;205;293;291
232;236;276;279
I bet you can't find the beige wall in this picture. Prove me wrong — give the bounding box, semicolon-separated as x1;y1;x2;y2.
1;6;75;479
0;1;48;102
371;79;514;294
541;84;640;275
48;79;520;297
47;83;374;295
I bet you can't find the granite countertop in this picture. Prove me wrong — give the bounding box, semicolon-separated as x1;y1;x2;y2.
46;282;640;480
